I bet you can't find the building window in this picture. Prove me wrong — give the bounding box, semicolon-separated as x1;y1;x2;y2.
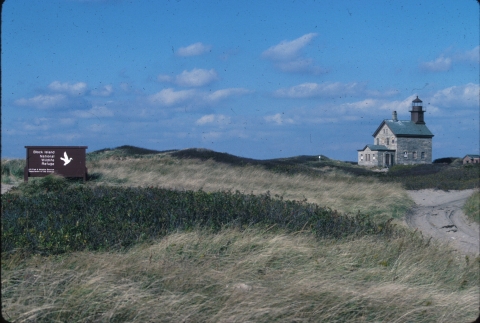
421;152;425;159
373;154;376;160
376;138;379;145
360;154;363;161
392;139;395;144
404;151;408;158
386;138;389;145
413;151;417;159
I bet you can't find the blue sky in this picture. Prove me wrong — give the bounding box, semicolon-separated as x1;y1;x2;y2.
2;0;479;161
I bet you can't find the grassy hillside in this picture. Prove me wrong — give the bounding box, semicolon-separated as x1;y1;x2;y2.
1;146;479;322
83;150;410;223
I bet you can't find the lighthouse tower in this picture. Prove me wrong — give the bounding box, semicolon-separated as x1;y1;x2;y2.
410;96;426;124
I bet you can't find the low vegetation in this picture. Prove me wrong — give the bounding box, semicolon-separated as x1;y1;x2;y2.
85;155;410;223
463;190;480;223
2;181;394;255
2;146;479;322
384;163;479;190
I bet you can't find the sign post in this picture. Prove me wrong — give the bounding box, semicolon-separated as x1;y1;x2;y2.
24;146;88;182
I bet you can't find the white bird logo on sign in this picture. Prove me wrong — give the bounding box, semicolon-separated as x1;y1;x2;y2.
60;151;73;166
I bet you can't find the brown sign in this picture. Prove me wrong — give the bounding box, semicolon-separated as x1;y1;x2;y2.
24;146;88;181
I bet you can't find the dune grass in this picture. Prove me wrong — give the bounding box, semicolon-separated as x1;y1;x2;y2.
463;190;480;223
2;229;477;322
1;159;25;185
2;148;479;322
86;155;412;223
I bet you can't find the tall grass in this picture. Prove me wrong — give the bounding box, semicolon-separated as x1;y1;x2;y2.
2;229;477;322
463;190;480;223
1;159;25;185
87;155;412;222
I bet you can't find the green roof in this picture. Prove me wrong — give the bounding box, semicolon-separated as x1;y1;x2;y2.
373;120;434;138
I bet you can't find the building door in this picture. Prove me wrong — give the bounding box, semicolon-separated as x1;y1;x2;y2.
390;154;394;166
385;153;390;166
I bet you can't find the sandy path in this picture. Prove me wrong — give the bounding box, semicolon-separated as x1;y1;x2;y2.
406;189;479;256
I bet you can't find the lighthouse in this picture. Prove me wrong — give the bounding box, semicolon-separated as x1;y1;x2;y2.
410;96;426;124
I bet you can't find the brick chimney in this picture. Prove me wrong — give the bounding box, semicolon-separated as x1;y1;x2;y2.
392;111;398;122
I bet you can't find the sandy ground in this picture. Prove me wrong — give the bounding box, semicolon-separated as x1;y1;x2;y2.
406;189;479;256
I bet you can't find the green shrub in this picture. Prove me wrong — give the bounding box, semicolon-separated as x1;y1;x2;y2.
1;186;396;256
12;174;71;196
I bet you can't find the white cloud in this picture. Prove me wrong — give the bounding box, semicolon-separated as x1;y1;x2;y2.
430;83;479;108
91;85;113;97
343;99;379;111
262;33;317;61
148;88;196;106
274;82;366;98
206;88;252;102
196;114;231;125
175;68;218;87
340;95;442;116
148;87;252;108
196;114;216;125
48;81;87;96
177;42;211;57
366;89;399;98
264;113;295;125
376;96;416;113
14;94;68;109
421;46;479;73
158;69;218;87
342;96;417;113
262;33;324;74
277;60;308;72
455;45;480;63
304;117;340;124
72;105;114;118
420;55;452;72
